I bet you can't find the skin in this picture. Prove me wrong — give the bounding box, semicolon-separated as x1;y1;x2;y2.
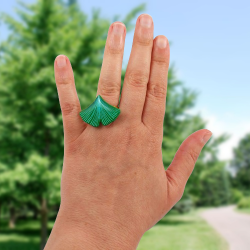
45;14;212;250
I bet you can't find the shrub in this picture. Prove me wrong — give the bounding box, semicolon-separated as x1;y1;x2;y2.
173;199;193;214
237;197;250;209
231;189;244;203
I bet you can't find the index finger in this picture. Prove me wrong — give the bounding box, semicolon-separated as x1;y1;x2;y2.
54;55;86;143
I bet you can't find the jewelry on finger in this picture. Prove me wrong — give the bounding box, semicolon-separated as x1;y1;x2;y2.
79;95;120;127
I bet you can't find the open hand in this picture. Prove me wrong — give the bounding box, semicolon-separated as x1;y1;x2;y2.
45;14;212;250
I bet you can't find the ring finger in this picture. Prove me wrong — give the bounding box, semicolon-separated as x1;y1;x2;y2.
96;22;126;107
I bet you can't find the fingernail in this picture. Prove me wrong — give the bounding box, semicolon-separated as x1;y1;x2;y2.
202;131;212;144
112;23;125;35
140;14;152;28
56;55;66;68
110;23;125;49
156;37;167;49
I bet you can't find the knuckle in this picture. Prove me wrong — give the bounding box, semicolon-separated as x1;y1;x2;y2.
117;124;141;150
108;46;123;55
120;127;136;146
61;102;80;116
127;71;149;88
186;149;200;165
147;82;167;99
153;57;169;66
57;74;73;85
144;124;162;141
136;37;152;47
99;78;120;97
148;133;161;145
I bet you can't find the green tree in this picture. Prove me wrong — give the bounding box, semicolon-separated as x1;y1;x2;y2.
15;153;61;248
0;163;17;228
197;162;231;206
0;0;228;247
0;164;25;228
0;0;143;248
68;0;77;6
231;133;250;195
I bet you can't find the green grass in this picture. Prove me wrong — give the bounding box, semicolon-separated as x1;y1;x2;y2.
0;219;54;250
137;211;228;250
0;211;228;250
235;208;250;215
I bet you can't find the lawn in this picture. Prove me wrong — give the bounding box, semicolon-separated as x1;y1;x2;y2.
0;211;228;250
137;211;228;250
0;220;54;250
236;208;250;215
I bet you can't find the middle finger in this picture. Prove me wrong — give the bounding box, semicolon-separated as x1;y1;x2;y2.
96;22;126;107
120;14;154;122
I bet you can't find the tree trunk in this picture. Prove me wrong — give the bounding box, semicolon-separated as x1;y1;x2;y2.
0;202;1;231
41;133;49;250
33;207;39;220
40;198;48;250
8;206;16;229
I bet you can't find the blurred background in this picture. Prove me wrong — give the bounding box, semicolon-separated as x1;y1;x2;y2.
0;0;249;249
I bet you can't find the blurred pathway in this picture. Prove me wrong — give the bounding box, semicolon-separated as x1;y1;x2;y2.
201;206;250;250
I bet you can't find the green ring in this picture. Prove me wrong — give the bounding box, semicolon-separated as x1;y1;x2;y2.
79;95;120;127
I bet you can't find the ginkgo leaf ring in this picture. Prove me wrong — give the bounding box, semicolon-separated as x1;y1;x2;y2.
79;95;120;127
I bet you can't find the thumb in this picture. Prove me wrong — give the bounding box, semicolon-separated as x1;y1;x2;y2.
165;129;212;204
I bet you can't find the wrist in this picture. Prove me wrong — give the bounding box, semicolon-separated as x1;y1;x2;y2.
45;207;141;250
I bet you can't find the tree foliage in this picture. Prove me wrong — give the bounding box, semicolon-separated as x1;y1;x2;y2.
0;0;230;246
231;133;250;194
0;0;143;247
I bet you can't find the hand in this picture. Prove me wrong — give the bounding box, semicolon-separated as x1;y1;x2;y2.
45;14;212;250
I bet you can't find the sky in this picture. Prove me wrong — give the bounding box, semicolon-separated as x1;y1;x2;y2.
1;0;250;160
